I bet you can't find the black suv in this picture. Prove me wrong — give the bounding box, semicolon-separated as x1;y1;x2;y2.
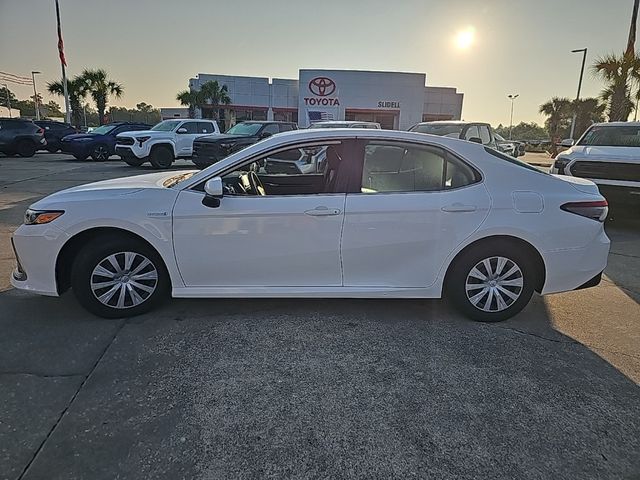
192;121;297;168
35;120;77;153
0;118;47;157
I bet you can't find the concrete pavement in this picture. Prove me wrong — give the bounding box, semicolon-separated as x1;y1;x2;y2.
1;153;639;480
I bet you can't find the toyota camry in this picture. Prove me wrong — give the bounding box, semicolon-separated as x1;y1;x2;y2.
10;129;610;322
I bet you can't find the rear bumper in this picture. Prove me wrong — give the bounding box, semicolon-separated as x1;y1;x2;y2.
541;229;610;295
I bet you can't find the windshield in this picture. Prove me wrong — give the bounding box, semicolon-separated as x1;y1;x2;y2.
578;125;640;147
310;123;348;129
410;123;464;137
226;123;262;135
152;120;181;132
90;125;117;135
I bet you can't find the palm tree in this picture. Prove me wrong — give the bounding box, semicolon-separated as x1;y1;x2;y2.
47;76;88;128
572;98;606;138
177;80;231;120
80;68;124;125
592;53;640;121
539;97;571;156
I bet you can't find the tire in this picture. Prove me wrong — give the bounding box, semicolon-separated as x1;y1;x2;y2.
46;146;60;153
16;140;37;157
149;146;174;169
71;236;169;319
73;154;88;161
191;158;211;170
91;144;110;161
123;157;146;167
446;240;536;322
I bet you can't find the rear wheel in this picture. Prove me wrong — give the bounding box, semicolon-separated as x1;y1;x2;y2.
123;157;146;167
46;146;59;153
16;140;36;157
149;146;174;169
91;144;110;161
446;241;535;322
71;237;169;318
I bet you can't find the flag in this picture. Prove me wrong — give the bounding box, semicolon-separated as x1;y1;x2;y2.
55;0;67;67
308;111;334;123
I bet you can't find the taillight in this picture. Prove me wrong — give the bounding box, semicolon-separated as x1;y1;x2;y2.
36;127;44;135
560;200;608;222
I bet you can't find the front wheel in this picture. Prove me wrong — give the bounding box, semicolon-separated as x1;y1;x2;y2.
446;241;535;322
71;237;169;318
149;146;174;169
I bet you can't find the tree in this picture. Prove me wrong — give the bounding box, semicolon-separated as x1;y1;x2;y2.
176;80;230;119
572;98;606;138
539;97;572;155
495;122;548;141
592;53;640;121
47;76;88;128
0;86;17;109
135;102;153;113
43;100;63;117
80;68;124;125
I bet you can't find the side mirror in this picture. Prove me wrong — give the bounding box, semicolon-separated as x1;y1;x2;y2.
202;177;223;208
177;127;188;134
560;138;574;147
468;137;483;144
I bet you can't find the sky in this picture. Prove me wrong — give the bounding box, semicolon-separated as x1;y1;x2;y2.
0;0;632;126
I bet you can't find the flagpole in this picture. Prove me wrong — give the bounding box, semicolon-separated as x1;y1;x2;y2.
55;0;71;124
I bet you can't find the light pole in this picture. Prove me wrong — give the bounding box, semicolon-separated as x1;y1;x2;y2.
507;94;519;140
1;83;11;117
569;48;587;140
31;71;42;120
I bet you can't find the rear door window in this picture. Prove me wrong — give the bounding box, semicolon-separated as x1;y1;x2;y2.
478;125;492;145
198;122;215;134
464;125;480;141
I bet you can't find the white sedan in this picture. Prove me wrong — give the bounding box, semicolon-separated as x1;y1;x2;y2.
10;129;610;322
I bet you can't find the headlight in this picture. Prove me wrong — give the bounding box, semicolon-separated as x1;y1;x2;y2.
24;209;64;225
553;157;571;174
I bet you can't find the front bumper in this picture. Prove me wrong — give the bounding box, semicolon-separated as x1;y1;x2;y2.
115;146;144;159
60;141;92;157
9;224;70;296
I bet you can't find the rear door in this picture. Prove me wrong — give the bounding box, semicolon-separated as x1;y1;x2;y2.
341;139;491;288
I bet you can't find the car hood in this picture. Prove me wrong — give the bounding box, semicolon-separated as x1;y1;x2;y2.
62;133;102;141
560;145;640;163
195;133;253;143
116;129;168;138
31;170;196;208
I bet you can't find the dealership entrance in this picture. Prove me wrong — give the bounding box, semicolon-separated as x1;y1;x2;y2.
345;109;398;129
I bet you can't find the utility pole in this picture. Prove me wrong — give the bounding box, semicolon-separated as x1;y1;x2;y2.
507;94;519;140
31;71;42;120
569;48;587;140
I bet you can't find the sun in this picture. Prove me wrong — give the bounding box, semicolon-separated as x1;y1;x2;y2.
455;27;475;50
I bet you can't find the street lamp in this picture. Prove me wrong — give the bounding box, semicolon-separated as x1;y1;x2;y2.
507;94;519;140
1;83;11;117
31;71;42;120
569;48;587;140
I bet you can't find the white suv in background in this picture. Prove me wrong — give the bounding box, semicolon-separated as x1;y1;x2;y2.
115;119;220;169
550;122;640;207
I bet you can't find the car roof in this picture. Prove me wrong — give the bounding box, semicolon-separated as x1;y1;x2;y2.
313;121;379;125
237;121;295;124
590;122;640;127
415;120;488;125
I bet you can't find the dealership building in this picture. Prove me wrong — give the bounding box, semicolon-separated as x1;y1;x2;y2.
175;69;463;130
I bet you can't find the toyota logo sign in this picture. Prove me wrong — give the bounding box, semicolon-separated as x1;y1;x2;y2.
309;77;336;97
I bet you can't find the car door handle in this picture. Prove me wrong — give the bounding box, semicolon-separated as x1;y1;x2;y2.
441;203;477;212
304;206;341;216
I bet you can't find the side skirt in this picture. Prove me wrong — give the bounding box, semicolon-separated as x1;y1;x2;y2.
172;285;441;299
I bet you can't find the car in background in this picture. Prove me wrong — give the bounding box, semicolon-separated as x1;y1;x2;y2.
0;118;47;157
11;129;609;322
494;133;525;157
191;121;297;168
115;119;220;169
550;122;640;206
309;121;381;129
60;122;151;161
409;121;498;150
35;120;77;153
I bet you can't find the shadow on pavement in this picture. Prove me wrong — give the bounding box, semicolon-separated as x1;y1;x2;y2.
2;288;639;479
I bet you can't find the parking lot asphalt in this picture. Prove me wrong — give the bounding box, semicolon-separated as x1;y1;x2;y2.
1;153;639;480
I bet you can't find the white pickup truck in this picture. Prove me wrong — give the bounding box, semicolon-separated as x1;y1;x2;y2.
115;119;220;169
550;122;640;207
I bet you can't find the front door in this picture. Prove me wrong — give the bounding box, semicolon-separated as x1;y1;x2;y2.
172;140;355;287
341;140;491;288
174;122;202;156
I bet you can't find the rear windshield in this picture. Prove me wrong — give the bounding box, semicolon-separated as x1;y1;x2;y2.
410;123;463;138
578;125;640;147
484;147;545;174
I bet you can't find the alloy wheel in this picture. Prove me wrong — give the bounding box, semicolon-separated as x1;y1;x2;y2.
90;252;158;309
465;256;524;312
94;145;109;161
